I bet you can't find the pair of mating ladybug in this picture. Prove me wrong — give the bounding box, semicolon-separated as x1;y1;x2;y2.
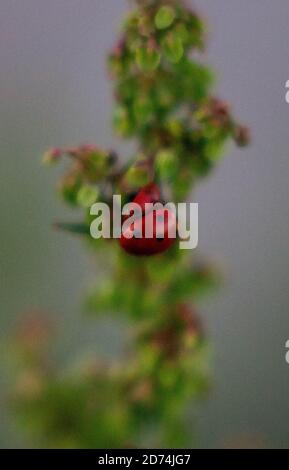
120;183;177;256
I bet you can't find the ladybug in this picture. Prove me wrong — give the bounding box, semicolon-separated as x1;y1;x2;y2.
120;184;177;256
132;182;161;211
122;182;161;223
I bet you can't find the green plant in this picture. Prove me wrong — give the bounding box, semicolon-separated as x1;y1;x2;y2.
10;0;249;448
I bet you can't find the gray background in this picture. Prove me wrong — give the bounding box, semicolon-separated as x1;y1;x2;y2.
0;0;289;448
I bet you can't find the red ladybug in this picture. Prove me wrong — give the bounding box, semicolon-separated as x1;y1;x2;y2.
120;191;177;256
122;183;161;224
132;182;161;211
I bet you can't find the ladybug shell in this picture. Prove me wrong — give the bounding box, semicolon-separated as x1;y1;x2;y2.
122;182;161;223
120;207;177;256
132;183;161;211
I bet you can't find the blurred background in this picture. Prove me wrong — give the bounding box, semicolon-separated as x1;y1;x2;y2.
1;0;289;448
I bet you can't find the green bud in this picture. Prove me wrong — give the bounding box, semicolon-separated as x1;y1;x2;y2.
133;96;153;123
124;164;149;188
138;14;153;37
113;106;132;136
167;119;183;137
204;136;227;162
155;6;176;30
135;45;161;72
162;33;184;63
174;24;190;45
59;173;82;206
88;150;108;176
156;149;177;180
157;85;174;107
77;185;99;208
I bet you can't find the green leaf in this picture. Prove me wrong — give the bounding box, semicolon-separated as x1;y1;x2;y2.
155;6;176;30
54;222;90;236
